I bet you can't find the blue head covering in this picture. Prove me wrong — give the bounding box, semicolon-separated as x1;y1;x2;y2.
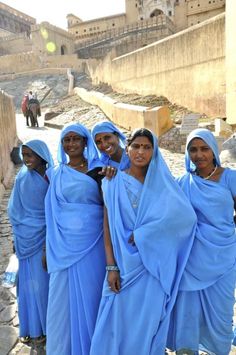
8;139;53;259
57;123;100;169
21;139;54;169
185;128;221;172
99;129;197;353
103;128;197;296
91;121;129;168
91;121;126;147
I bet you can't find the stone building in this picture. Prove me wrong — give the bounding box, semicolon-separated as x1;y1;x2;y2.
174;0;225;31
67;0;225;40
0;1;36;37
67;13;126;41
30;22;75;56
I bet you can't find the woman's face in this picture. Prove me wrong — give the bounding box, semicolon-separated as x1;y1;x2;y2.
188;138;214;170
95;132;120;157
127;136;153;169
62;131;86;158
22;146;44;171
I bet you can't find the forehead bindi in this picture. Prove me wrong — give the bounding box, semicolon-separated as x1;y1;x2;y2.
131;136;152;145
64;132;81;139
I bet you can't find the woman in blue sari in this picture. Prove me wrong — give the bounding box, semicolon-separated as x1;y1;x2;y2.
45;123;106;355
8;139;54;344
167;128;236;354
91;121;130;173
90;128;197;354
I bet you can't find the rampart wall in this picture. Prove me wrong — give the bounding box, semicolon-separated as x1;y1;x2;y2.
0;90;17;199
225;1;236;125
87;14;225;118
0;52;84;76
0;32;32;55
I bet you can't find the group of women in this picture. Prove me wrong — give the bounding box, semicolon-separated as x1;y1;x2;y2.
8;119;236;355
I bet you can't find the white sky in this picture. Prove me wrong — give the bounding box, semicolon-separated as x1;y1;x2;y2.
2;0;126;30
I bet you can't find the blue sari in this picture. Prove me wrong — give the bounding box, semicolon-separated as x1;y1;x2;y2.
8;139;53;338
90;133;197;355
91;120;130;169
167;129;236;354
45;124;106;355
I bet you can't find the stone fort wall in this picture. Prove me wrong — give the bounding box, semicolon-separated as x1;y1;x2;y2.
0;52;84;76
86;13;225;118
0;90;17;199
0;32;32;55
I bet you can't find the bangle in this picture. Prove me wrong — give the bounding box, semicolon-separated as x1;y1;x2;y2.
106;265;119;272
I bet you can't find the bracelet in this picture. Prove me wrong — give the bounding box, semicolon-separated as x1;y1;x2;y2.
106;265;120;272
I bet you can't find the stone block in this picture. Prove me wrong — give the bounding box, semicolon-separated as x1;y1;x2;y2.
0;325;18;354
44;111;61;121
180;113;200;134
74;87;173;136
222;133;236;150
144;106;173;137
215;118;233;138
0;304;17;322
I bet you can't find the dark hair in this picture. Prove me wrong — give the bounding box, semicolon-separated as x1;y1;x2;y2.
113;131;119;137
127;128;154;147
22;145;47;166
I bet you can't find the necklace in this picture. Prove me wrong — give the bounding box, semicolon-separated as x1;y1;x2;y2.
126;169;142;208
197;166;217;180
68;159;87;169
126;182;141;209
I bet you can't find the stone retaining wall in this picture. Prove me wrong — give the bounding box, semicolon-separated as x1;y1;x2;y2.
0;52;84;76
0;91;18;199
87;14;225;118
74;87;173;137
158;126;187;153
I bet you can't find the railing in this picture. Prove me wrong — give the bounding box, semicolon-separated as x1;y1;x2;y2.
0;31;29;42
75;15;175;51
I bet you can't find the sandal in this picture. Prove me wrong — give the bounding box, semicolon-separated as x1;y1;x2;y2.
34;335;46;344
20;336;31;343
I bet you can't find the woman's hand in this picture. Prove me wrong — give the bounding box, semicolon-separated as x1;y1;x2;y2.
99;166;117;180
107;270;120;293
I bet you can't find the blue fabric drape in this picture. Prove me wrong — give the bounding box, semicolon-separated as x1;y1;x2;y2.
58;123;101;170
8;139;53;338
185;128;221;172
45;123;106;355
91;120;130;169
8;139;54;259
90;133;197;355
167;128;236;354
45;165;104;272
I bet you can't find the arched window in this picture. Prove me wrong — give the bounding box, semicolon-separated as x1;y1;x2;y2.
61;45;67;55
150;9;163;17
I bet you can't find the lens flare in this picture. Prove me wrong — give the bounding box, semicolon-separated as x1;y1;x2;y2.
40;28;48;39
46;42;56;53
